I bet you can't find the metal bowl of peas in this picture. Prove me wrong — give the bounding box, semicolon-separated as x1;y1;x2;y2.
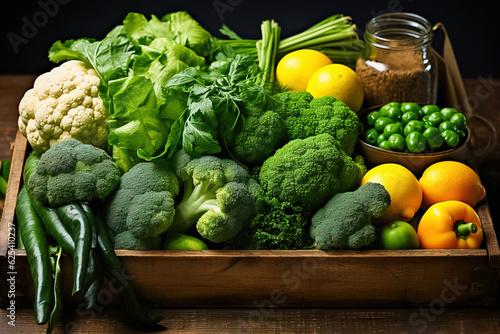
357;102;470;174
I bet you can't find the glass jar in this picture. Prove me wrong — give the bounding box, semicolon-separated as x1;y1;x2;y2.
356;12;438;108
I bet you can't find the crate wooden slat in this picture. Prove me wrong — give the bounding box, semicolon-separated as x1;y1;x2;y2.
0;131;499;308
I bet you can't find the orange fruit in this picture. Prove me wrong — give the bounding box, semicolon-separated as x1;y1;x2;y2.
275;49;333;92
419;161;486;209
306;63;364;112
361;163;422;225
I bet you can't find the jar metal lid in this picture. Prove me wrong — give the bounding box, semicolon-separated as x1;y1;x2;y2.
364;12;434;50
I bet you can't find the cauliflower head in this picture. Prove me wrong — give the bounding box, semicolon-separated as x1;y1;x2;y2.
18;60;109;154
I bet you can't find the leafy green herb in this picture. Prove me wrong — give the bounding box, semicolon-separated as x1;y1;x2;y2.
166;53;279;159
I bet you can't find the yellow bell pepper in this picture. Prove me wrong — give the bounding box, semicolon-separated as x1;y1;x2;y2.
417;200;483;249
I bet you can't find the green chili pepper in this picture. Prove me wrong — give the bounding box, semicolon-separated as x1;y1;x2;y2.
406;131;427;153
404;120;426;137
57;203;91;295
450;113;467;131
46;245;63;334
93;206;163;325
30;196;75;255
80;203;104;309
442;129;460;147
440;107;457;120
423;127;444;149
16;187;52;324
374;117;394;132
364;128;379;145
388;134;406;151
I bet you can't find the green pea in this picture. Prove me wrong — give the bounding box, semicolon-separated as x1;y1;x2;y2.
450;113;467;131
421;105;440;116
406;131;427;153
427;112;446;127
380;102;402;116
379;140;391;150
365;128;379;145
442;130;460;148
367;111;381;126
383;122;403;138
402;111;419;126
423;127;444;149
377;133;386;146
386;107;403;121
388;134;406;151
440;107;457;120
404;120;426;137
374;117;394;132
400;102;421;116
438;121;457;133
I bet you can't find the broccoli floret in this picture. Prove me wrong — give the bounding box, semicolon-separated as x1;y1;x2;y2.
169;149;260;243
27;138;122;207
232;110;286;164
278;91;361;156
259;133;366;209
104;158;180;250
225;197;314;250
275;90;314;118
113;230;162;251
310;182;391;250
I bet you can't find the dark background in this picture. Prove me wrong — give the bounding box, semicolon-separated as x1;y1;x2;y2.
1;0;499;78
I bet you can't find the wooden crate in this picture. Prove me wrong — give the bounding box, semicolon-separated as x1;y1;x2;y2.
0;131;499;309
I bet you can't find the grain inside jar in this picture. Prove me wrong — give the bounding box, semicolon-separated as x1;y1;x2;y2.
356;13;438;108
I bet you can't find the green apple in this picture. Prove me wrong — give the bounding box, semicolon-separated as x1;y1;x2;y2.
377;221;420;250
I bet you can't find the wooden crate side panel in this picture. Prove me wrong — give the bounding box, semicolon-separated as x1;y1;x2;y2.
0;132;27;257
4;250;492;308
477;199;500;269
119;252;490;308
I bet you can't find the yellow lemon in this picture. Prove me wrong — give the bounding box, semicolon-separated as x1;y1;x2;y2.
275;49;333;92
306;63;364;112
361;163;422;225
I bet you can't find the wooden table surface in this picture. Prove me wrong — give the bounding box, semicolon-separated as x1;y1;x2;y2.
1;75;499;333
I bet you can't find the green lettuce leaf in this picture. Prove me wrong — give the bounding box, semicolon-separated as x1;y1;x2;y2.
48;31;137;83
106;76;172;170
